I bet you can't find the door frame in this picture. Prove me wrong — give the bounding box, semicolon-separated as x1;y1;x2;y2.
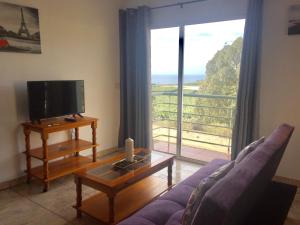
176;25;185;157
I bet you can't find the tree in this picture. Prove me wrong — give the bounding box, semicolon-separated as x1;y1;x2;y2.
200;37;243;96
195;37;243;132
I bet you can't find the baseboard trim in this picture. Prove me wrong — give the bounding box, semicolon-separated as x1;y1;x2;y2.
175;155;208;166
0;147;119;191
0;176;26;191
273;176;300;188
96;147;119;157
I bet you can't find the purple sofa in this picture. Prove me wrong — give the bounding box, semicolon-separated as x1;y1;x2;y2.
118;124;297;225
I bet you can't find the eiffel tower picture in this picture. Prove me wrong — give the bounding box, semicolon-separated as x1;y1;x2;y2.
18;8;31;38
0;2;41;53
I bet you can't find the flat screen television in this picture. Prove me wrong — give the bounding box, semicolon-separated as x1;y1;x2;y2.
27;80;85;122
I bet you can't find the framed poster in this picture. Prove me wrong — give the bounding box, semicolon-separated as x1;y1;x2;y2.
0;2;41;53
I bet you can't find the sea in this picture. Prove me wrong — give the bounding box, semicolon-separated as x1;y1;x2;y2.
152;74;205;85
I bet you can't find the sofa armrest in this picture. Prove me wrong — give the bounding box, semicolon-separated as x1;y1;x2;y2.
243;181;297;225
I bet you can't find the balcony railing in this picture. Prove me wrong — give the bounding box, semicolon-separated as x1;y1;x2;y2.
152;91;236;156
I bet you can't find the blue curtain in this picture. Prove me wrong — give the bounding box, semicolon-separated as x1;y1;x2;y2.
231;0;264;159
118;6;151;148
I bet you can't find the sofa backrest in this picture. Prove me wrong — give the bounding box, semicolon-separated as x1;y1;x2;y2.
192;124;294;225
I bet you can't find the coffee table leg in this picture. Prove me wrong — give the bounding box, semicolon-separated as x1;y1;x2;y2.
108;195;115;224
168;159;173;187
75;177;82;218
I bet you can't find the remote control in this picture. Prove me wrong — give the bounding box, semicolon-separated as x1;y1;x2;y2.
64;117;77;122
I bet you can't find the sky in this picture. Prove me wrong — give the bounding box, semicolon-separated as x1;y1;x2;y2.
151;19;245;76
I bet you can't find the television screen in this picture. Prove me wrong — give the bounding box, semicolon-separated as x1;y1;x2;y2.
27;80;85;121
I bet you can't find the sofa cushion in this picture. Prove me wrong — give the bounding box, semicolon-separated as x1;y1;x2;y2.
182;162;234;225
133;199;184;225
191;124;294;225
166;210;184;225
235;136;265;164
160;184;194;207
117;216;156;225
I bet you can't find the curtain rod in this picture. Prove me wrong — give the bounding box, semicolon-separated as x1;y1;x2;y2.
150;0;208;10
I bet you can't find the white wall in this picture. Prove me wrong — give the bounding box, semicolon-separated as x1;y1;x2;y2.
0;0;121;183
259;0;300;180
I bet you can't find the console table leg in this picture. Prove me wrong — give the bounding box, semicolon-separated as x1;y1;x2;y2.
42;133;49;192
43;181;49;192
24;128;31;184
91;122;97;162
168;159;173;187
76;177;82;218
75;128;79;157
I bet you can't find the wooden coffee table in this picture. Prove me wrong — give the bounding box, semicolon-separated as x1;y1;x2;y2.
74;148;174;225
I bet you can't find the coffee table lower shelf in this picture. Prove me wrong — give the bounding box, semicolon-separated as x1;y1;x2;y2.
77;176;170;224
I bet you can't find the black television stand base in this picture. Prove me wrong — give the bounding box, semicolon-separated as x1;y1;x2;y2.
65;114;84;122
73;113;84;118
65;117;77;122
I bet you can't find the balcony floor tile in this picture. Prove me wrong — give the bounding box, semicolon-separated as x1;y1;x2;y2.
154;141;230;162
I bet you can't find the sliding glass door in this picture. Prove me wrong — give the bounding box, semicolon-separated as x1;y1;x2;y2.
151;19;245;162
151;27;179;155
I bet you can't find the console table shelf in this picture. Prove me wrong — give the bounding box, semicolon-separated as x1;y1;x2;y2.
22;116;98;192
25;139;98;161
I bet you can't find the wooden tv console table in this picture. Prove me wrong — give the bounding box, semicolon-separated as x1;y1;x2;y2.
22;116;98;192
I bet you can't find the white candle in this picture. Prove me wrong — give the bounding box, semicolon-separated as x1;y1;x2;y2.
125;138;134;162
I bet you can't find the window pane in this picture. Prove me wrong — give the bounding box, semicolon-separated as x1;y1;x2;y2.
151;27;179;154
182;19;245;161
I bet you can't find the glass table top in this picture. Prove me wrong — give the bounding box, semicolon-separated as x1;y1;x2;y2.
86;150;171;182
